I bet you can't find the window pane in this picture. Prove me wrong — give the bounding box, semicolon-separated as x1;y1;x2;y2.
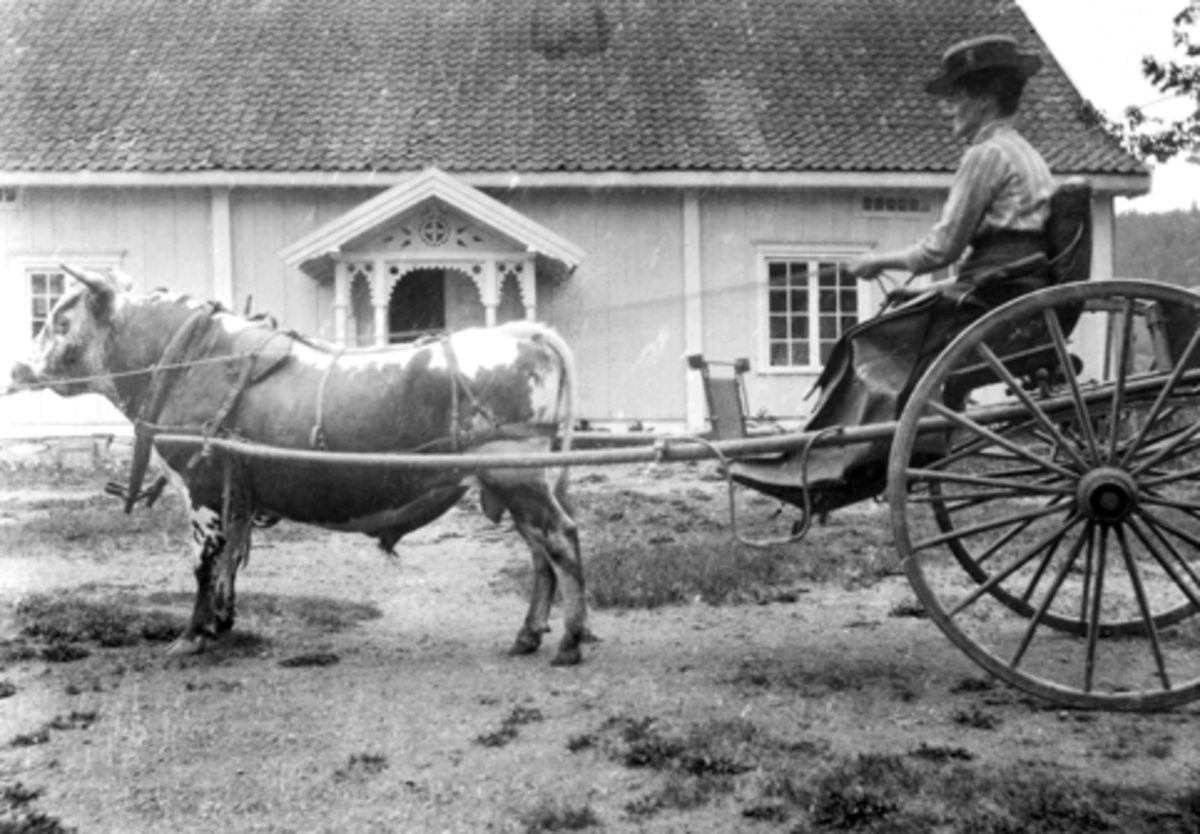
841;314;858;331
32;297;47;317
819;316;838;339
769;316;787;339
792;342;809;366
49;272;64;294
790;289;807;312
792;315;808;339
769;289;787;313
839;289;856;311
31;273;46;294
768;262;788;286
770;343;789;367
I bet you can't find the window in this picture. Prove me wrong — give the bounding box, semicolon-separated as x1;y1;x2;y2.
29;268;67;339
859;194;931;215
13;255;125;341
764;254;861;370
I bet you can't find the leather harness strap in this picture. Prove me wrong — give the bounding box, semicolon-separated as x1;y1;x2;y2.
125;302;221;513
310;346;346;451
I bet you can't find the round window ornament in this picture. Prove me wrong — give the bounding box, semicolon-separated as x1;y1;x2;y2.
418;210;451;247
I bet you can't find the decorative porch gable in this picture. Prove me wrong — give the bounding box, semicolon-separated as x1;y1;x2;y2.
279;168;585;345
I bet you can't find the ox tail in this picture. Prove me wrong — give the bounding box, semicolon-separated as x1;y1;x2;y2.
522;322;578;497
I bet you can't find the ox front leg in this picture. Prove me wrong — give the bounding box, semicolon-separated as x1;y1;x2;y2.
168;505;226;656
168;504;250;656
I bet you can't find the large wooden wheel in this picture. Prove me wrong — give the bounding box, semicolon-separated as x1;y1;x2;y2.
889;280;1200;710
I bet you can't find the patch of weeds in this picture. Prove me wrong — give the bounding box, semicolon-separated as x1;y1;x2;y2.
909;743;974;763
730;656;921;702
808;754;918;830
952;707;1000;730
0;781;73;834
476;705;544;748
17;593;138;646
565;733;595;753
518;796;600;832
625;772;731;819
1146;736;1175;760
16;591;187;651
333;753;388;783
47;711;98;732
278;652;340;668
888;599;927;619
593;716;761;820
40;644;89;664
8;729;49;749
950;677;995;694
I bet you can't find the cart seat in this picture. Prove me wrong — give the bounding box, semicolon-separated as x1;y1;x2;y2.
945;178;1093;402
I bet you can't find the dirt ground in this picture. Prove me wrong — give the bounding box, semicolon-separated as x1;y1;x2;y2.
0;447;1199;832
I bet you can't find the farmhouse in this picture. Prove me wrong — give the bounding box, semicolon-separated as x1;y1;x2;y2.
0;0;1148;437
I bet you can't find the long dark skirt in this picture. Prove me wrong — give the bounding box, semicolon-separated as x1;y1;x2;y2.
733;241;1050;514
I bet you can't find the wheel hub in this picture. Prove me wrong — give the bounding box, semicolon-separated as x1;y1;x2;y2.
1077;467;1139;524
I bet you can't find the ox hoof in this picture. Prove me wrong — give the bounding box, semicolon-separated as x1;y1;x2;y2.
550;646;582;667
165;634;208;657
508;636;543;657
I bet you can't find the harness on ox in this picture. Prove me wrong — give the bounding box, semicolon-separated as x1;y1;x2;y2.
122;301;292;516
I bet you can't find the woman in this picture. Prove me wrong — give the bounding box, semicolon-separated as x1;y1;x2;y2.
733;35;1057;514
849;34;1055;303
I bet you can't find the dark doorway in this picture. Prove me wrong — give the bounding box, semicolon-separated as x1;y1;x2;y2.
388;268;446;342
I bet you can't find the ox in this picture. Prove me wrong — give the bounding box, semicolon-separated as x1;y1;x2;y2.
9;267;589;665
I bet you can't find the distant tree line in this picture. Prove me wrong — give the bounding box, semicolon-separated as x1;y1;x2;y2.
1115;206;1200;286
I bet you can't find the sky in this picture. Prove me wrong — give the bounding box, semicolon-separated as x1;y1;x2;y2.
1018;0;1200;213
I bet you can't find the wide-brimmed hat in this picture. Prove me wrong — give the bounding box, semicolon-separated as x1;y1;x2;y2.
925;35;1042;97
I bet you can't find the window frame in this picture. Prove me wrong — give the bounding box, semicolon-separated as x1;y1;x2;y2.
756;244;872;375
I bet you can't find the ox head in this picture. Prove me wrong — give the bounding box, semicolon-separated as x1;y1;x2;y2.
9;265;131;399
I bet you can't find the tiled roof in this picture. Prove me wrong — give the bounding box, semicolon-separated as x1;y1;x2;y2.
0;0;1146;177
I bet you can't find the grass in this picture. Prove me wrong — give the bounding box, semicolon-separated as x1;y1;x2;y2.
570;712;1200;831
506;468;898;611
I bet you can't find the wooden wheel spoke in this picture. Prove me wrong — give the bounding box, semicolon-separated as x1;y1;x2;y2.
927;401;1078;481
1131;418;1200;479
1115;524;1172;690
1139;491;1200;515
1044;306;1102;461
912;499;1070;554
1120;316;1200;469
946;513;1084;619
1011;521;1092;670
1130;510;1200;612
1106;298;1136;464
906;467;1073;498
975;341;1090;470
1084;527;1110;693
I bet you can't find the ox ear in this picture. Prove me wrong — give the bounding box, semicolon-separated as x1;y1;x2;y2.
61;264;122;321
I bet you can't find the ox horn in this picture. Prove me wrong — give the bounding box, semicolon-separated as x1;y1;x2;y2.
60;263;112;295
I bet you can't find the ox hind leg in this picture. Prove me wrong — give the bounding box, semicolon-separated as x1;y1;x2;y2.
479;472;588;666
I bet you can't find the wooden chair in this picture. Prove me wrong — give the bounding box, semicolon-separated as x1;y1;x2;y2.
686;354;753;440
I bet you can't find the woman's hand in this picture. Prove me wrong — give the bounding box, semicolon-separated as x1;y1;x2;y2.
846;254;884;281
